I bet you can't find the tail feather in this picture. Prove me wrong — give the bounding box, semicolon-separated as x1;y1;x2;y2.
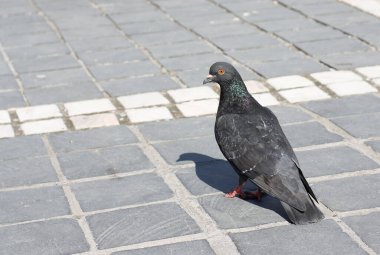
281;197;324;225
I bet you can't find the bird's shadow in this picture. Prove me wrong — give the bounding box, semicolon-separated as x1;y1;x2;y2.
177;152;289;221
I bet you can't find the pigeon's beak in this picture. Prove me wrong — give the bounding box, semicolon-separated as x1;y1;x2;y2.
203;74;216;85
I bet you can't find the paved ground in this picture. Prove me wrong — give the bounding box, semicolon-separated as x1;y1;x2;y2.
1;0;380;254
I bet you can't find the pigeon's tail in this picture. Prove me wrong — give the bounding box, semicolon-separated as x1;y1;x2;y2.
281;197;324;225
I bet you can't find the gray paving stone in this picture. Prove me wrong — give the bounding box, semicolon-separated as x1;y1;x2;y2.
69;36;133;53
72;173;172;212
243;6;303;22
366;140;380;153
277;27;347;43
0;60;11;76
294;1;356;16
20;67;92;89
0;135;46;160
219;0;276;13
317;12;380;28
154;136;224;165
296;38;369;56
249;58;328;78
343;212;380;254
213;33;281;51
87;202;201;249
331;113;380;139
176;160;243;196
50;126;137;153
58;145;154;180
131;29;198;46
302;94;380;118
149;40;215;59
12;55;80;74
320;51;380;69
195;23;260;40
60;26;121;41
179;12;240;29
120;19;180;35
110;11;167;24
0;90;25;108
268;105;312;124
0;156;58;188
24;82;102;105
230;220;366;255
138;116;214;142
89;60;161;81
1;32;59;48
0;219;89;255
313;174;380;211
113;240;215;255
101;74;180;96
296;146;379;178
199;194;287;228
6;43;70;60
160;53;230;72
282;121;343;148
0;74;18;91
79;48;147;66
0;186;70;224
257;18;322;32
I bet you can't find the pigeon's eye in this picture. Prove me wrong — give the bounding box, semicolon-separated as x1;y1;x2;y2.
218;69;225;75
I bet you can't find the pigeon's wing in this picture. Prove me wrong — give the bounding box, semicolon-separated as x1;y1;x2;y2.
215;110;307;211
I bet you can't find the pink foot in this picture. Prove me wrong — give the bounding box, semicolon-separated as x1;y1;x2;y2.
224;186;244;198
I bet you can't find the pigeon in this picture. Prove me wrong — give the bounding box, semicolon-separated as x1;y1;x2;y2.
203;62;324;225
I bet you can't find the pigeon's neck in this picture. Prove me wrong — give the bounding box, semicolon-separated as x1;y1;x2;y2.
218;78;261;115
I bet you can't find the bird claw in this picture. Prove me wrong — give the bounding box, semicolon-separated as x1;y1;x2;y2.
242;189;262;201
224;187;244;198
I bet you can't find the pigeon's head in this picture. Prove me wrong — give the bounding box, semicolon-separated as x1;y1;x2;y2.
203;62;241;86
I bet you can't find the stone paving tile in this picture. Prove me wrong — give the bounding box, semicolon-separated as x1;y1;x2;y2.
302;94;380;118
160;53;230;72
256;18;322;32
252;93;279;106
87;202;201;249
319;51;380;69
245;80;268;93
0;219;89;255
267;75;314;90
21;118;67;135
356;65;380;79
69;36;133;53
199;194;287;229
58;145;154;180
310;70;362;85
118;92;169;109
177;99;219;117
279;86;330;103
168;86;218;103
0;156;58;188
282;121;343;148
0;74;18;91
331;112;380;138
113;240;215;255
126;106;173;123
71;113;120;130
326;81;377;96
296;146;379;178
12;55;80;74
5;43;70;61
0;186;69;224
120;19;181;35
138;116;214;141
343;212;380;254
24;82;103;105
366;140;380;153
79;48;148;66
0;110;11;123
102;75;180;97
0;135;46;160
16;104;61;122
1;32;59;48
154;136;224;165
276;27;346;43
49;126;137;153
230;220;366;255
72;173;172;212
65;98;115;116
0;124;14;138
131;29;198;46
0;90;25;109
149;40;215;59
268;105;313;124
313;174;380;211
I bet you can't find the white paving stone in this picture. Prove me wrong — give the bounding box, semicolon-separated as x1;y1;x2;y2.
126;107;173;123
267;75;314;90
0;125;15;138
64;99;116;116
311;71;362;85
71;113;119;130
279;87;330;103
167;86;219;103
245;80;269;93
0;110;11;124
118;92;169;109
356;65;380;79
176;99;219;117
372;78;380;86
21;119;67;135
341;0;380;18
16;104;61;122
252;93;279;106
327;81;377;96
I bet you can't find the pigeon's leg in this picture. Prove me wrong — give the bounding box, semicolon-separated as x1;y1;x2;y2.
224;176;246;198
244;188;263;201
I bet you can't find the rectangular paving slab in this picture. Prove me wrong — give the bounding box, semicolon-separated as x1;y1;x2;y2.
331;112;380;138
230;220;366;255
71;173;173;212
87;202;201;249
0;219;89;255
0;135;46;160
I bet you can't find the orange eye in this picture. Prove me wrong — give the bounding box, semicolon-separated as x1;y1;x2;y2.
218;69;225;75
